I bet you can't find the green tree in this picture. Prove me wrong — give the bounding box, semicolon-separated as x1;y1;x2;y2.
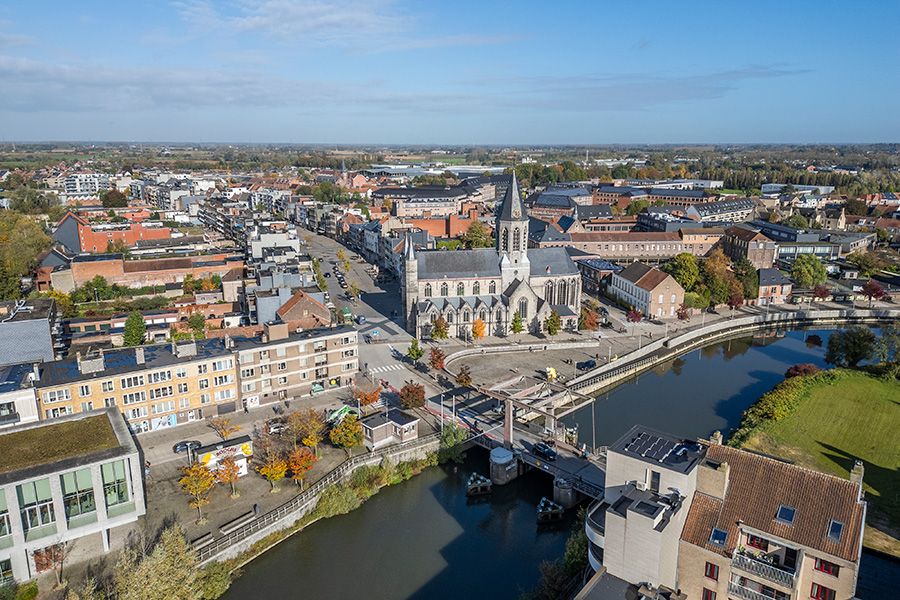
187;312;206;337
330;414;363;457
783;214;809;230
438;422;468;464
824;327;876;368
115;526;200;600
790;255;827;288
101;189;128;208
123;312;146;346
462;220;494;248
733;257;759;299
661;253;700;291
510;310;525;334
625;199;650;216
844;199;867;215
406;338;425;361
545;309;561;335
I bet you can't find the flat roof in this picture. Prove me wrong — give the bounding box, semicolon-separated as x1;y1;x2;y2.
610;424;706;475
0;412;120;476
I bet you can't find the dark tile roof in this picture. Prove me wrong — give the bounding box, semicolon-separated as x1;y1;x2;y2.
527;247;579;276
417;248;501;280
497;172;528;223
757;268;791;286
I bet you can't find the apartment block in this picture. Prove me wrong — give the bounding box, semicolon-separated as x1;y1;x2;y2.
582;426;866;600
0;408;145;584
608;262;684;318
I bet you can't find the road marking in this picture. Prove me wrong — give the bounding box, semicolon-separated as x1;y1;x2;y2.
458;409;478;419
369;364;403;374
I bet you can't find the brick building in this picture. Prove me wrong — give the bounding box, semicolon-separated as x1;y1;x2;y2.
608;262;684;318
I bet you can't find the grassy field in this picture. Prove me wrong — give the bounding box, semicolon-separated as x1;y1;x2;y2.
740;370;900;555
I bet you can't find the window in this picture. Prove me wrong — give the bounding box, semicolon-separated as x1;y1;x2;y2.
0;491;11;539
747;534;769;551
179;398;190;410
815;558;840;576
776;504;796;525
489;281;496;294
214;374;234;386
463;310;470;322
276;346;286;357
199;393;211;405
473;282;480;295
440;283;448;296
702;589;716;600
45;406;73;419
826;520;843;543
78;384;91;397
124;406;148;420
810;583;835;600
241;367;255;378
457;282;465;296
177;383;189;394
343;361;357;372
60;469;95;519
0;558;11;584
120;375;145;389
650;470;660;493
424;283;432;297
148;385;173;400
101;461;129;507
278;377;288;385
147;370;172;384
242;382;256;393
151;400;175;415
17;479;55;531
42;389;71;404
212;358;233;372
709;528;728;547
199;379;210;390
122;391;146;405
104;397;116;408
80;401;93;412
101;381;114;393
197;364;208;375
239;353;253;365
277;362;287;371
704;562;719;581
214;389;235;402
176;367;187;379
518;298;528;319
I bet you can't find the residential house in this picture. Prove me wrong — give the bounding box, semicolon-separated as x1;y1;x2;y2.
722;227;777;270
608;262;684;318
0;300;60;367
360;409;419;450
758;268;793;305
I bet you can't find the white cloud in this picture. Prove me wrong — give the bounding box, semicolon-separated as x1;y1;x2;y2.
0;19;34;48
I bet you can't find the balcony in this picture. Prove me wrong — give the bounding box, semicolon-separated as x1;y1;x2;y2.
728;581;788;600
732;551;796;588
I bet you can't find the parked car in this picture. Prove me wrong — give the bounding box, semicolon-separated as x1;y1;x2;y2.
576;359;597;371
532;442;557;461
266;418;287;435
173;440;202;454
324;272;331;278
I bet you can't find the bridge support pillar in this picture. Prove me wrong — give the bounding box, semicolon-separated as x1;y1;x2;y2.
553;477;578;509
490;447;520;486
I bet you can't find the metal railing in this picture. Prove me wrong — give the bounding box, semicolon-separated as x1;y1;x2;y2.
728;581;788;600
196;432;441;562
732;552;796;588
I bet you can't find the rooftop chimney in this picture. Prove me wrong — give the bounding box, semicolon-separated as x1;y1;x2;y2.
850;460;865;500
709;430;723;445
135;346;145;364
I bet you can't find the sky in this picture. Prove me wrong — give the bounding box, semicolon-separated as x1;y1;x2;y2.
0;0;898;144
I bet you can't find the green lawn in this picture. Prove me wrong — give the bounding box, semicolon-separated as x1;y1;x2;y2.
741;371;900;554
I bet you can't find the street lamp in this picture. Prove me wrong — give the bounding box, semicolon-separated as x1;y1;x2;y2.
94;287;99;303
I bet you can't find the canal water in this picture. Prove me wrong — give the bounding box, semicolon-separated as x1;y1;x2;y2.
223;329;898;599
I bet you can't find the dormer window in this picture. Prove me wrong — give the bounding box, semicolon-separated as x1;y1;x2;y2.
775;504;796;525
826;520;843;543
709;528;728;547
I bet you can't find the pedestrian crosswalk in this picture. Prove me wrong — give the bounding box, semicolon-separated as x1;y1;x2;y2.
368;364;403;374
458;409;479;419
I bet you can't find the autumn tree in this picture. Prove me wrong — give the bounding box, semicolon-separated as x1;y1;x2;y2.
209;417;241;441
429;347;445;371
471;318;486;340
115;526;200;600
178;462;216;522
862;280;884;308
287;447;318;490
256;453;288;492
407;338;425;361
727;292;744;312
216;455;241;499
676;303;691;321
348;281;362;299
455;364;472;388
330;414;363;457
341;259;352;273
545;309;562;336
510;310;525;334
399;381;426;409
286;408;324;452
581;310;599;331
336;249;346;261
431;315;449;339
32;542;68;587
813;284;830;305
353;383;381;412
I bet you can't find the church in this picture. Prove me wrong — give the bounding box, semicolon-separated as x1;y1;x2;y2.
401;173;582;339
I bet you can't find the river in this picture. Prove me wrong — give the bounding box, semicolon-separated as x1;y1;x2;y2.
223;329;898;599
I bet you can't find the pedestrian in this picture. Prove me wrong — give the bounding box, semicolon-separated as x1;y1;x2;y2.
144;461;151;479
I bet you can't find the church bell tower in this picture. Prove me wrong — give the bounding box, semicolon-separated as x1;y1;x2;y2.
496;172;529;286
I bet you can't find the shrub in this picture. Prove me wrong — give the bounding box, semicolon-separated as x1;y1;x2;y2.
397;462;413;480
784;363;821;378
312;484;361;519
199;562;232;600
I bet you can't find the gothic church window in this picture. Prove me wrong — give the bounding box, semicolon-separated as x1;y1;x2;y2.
473;282;480;295
424;283;432;297
489;281;496;294
441;283;448;296
518;298;528;319
457;282;465;296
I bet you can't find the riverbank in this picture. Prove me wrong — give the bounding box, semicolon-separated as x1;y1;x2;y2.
730;367;900;557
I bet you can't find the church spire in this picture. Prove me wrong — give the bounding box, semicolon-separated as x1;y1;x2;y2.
497;171;527;223
403;233;417;261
